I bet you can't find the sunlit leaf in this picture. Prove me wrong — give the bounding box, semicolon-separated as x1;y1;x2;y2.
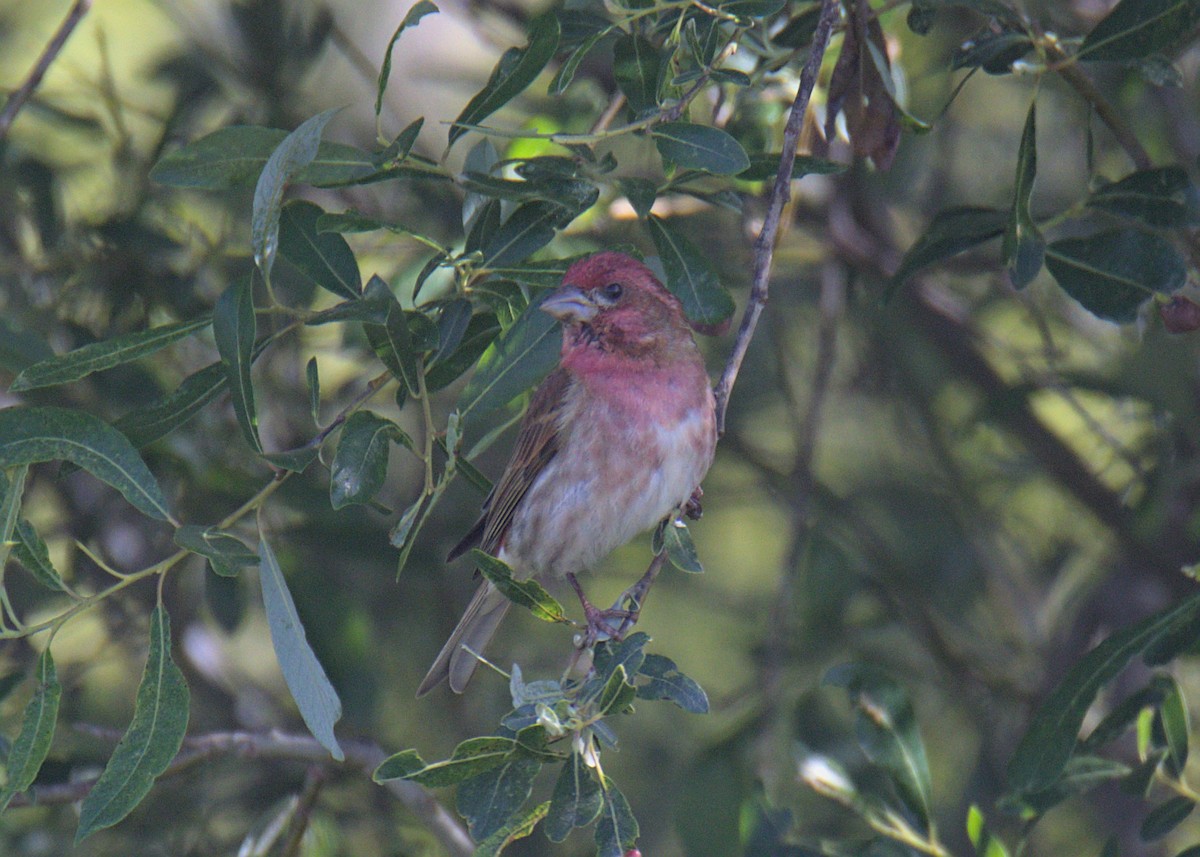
376;737;516;787
472;550;567;623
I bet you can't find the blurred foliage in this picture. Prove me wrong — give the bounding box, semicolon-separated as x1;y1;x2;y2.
3;0;1200;855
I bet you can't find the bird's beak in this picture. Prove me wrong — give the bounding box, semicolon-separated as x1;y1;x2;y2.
541;286;598;323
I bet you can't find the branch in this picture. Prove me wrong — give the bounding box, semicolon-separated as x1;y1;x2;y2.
713;0;842;434
14;729;474;857
1048;45;1152;171
0;0;94;141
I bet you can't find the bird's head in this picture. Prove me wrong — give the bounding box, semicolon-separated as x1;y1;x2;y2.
542;252;694;367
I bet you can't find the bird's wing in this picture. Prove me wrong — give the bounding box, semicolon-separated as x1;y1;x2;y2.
471;368;570;557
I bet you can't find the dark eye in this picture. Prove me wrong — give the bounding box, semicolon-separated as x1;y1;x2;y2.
599;282;623;303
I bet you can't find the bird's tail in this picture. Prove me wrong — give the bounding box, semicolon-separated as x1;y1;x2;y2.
416;581;511;696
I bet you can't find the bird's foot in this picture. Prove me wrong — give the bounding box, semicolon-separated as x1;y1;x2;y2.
683;487;703;520
567;573;633;648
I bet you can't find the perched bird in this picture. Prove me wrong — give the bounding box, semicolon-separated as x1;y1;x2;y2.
417;251;717;695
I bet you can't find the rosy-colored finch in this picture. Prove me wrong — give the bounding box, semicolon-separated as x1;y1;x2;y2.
417;251;717;695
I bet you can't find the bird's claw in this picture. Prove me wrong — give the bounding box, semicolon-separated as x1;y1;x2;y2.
683;487;703;520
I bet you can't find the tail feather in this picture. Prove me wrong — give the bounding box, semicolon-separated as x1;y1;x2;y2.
416;582;512;696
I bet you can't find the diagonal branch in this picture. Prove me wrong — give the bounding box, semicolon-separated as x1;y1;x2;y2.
713;0;842;435
0;0;94;141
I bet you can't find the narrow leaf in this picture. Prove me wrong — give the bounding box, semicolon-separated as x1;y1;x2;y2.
595;778;639;857
646;215;736;327
1140;796;1194;840
456;298;561;421
1003;100;1043;288
76;607;190;841
1087;166;1200;227
306;357;320;425
277;200;362;300
652;122;751;176
0;650;61;813
550;27;610;95
1079;0;1200;62
449;15;560;147
889;207;1008;291
113;361;228;448
613;34;663;115
258;538;344;761
173;525;259;578
1045;230;1186;323
738;153;847;182
329;411;410;509
1156;675;1189;772
213;277;262;453
252;108;342;282
13;519;65;590
471;550;567;623
10;318;211;392
482;201;575;268
376;1;439;118
0;406;171;521
546;751;603;841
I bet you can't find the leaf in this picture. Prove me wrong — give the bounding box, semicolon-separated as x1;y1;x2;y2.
652;122;751;176
151;126;375;190
593;633;650;687
13;519;64;591
113;361;228;448
0;650;61;813
1008;591;1200;793
549;27;610;95
377;737;516;787
306;357;320;425
10;318;212;392
546;752;604;841
0;406;172;521
1007;755;1132;815
76;606;190;841
362;276;422;395
598;665;638;716
1078;0;1200;62
472;550;567;623
449;15;560;147
455;753;542;841
824;662;933;828
277;200;362;300
824;2;903;169
738;153;847;182
252;108;342;282
1156;674;1189;772
1087;166;1200;227
646;215;736;327
613;34;663;115
258;538;344;761
472;801;550;857
376;1;439;119
952;27;1034;74
456;297;561;420
594;778;639;857
1140;796;1194;840
426;312;502;393
889;206;1010;290
330;411;411;509
1045;230;1186;323
636;653;709;713
662;519;703;573
1003;100;1044;288
390;494;432;580
213;277;262;453
482;202;576;268
173;525;259;578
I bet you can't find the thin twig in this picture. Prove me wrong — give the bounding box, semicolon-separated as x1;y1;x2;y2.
713;0;841;434
17;729;474;857
1048;45;1152;171
0;0;94;140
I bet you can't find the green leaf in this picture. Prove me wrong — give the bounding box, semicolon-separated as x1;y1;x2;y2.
1078;0;1200;62
9;318;211;393
330;411;411;509
613;34;663;115
277;200;362;300
738;153;847;182
1006;755;1132;815
824;663;933;829
482;202;576;268
598;665;637;716
472;550;567;623
213;277;262;453
426;312;502;393
1141;796;1194;840
252;108;342;282
0;464;28;582
173;525;259;578
1008;592;1200;793
889;206;1008;291
0;406;172;521
76;606;190;841
652;122;751;176
593;633;650;687
1003;100;1043;288
646;215;736;327
306;357;320;425
1087;166;1200;227
456;753;542;841
13;519;64;591
1045;230;1186;323
379;737;516;788
471;800;550;857
550;27;610;95
619;178;657;219
151;126;375;190
662;519;703;573
390;494;431;579
316;209;446;251
594;778;639;857
546;752;604;841
1156;674;1189;772
376;1;439;119
952;28;1034;74
262;446;320;473
1081;685;1162;751
636;653;709;713
113;361;228;448
258;538;344;761
0;650;61;813
362;276;422;395
449;15;560;147
456;297;561;421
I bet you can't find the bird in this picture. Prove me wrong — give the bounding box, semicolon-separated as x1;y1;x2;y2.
417;251;718;695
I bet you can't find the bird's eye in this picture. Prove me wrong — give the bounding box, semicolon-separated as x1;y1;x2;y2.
598;282;623;303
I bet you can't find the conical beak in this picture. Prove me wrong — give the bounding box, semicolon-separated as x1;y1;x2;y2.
541;286;598;323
